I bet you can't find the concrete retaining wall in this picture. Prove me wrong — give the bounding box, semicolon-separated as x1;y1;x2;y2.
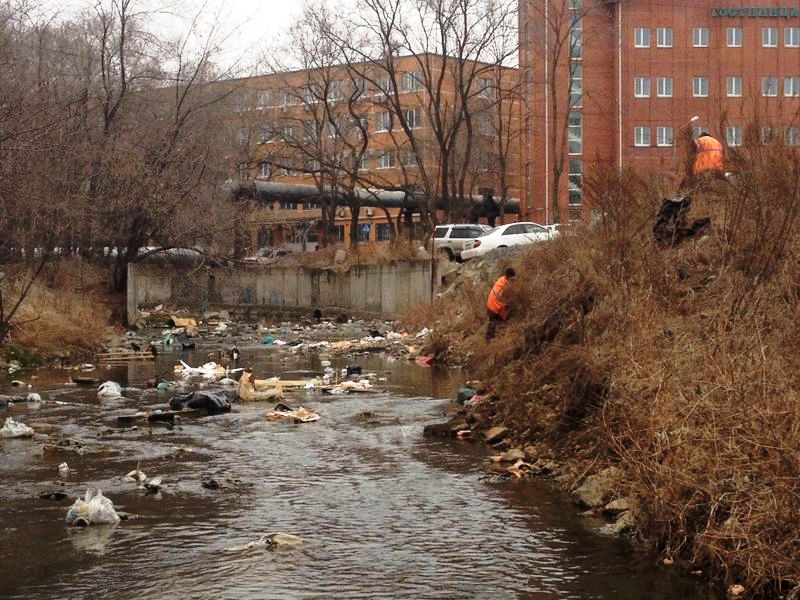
127;260;432;322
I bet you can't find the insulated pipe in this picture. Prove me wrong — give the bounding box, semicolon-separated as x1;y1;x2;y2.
222;180;521;214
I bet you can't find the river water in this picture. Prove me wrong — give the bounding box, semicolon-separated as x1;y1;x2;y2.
0;346;710;599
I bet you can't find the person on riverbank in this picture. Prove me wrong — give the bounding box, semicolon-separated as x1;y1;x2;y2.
485;267;515;341
685;131;724;190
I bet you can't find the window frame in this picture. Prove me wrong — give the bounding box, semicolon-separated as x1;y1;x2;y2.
727;27;742;47
656;27;673;48
763;27;778;47
568;111;582;154
634;126;651;147
726;125;742;147
634;27;650;48
762;76;778;97
375;111;392;132
634;76;651;98
693;27;709;47
693;76;709;97
727;76;742;97
656;76;673;98
786;27;800;47
376;150;396;169
656;126;674;147
785;76;800;97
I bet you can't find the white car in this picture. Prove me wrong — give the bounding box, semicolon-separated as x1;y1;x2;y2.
460;222;552;260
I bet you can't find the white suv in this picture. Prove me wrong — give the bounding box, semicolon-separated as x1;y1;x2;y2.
433;224;493;261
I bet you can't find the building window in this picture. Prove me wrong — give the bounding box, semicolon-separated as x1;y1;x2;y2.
785;76;800;96
568;111;582;154
763;27;778;47
656;27;673;48
401;70;423;92
568;159;582;205
401;150;417;167
634;126;651;146
281;89;296;107
727;27;742;47
569;13;582;59
762;76;778;97
328;80;344;102
785;126;800;146
335;225;345;241
634;76;651;97
786;27;800;47
727;76;742;97
404;107;422;129
656;126;673;147
375;111;392;132
568;0;581;9
357;223;371;242
256;91;270;110
238;162;249;181
258;125;271;144
359;152;369;171
726;126;742;147
303;202;321;211
693;76;709;97
234;92;249;113
303;121;318;140
354;77;369;97
376;223;392;242
375;73;391;96
304;158;320;172
477;78;494;98
570;64;582;107
656;77;673;97
258;161;271;178
761;126;776;144
376;150;395;169
282;123;294;139
477;113;493;136
237;127;249;146
279;200;293;210
304;84;321;104
693;27;709;47
634;27;650;48
692;126;708;139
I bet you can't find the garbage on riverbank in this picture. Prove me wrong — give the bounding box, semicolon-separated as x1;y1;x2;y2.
265;403;320;423
408;162;800;596
0;417;34;438
65;489;121;526
225;532;306;552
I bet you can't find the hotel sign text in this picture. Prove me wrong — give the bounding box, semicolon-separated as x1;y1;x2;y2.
712;6;800;16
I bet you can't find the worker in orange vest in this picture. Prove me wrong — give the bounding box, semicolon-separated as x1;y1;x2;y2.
485;267;516;341
691;132;724;176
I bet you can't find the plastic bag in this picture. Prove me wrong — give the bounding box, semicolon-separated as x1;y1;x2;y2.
97;381;122;399
65;489;121;526
0;417;34;438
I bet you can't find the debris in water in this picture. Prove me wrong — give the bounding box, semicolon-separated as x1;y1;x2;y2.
265;403;320;423
0;417;35;438
226;533;306;552
65;489;121;526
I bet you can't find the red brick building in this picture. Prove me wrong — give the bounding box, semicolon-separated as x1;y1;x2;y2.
520;0;800;223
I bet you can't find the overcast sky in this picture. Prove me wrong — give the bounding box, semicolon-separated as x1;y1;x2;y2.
41;0;306;74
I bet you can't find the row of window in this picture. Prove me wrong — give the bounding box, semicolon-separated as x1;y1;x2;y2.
633;26;800;48
633;75;800;98
632;125;800;147
237;108;426;145
238;149;420;179
233;72;495;112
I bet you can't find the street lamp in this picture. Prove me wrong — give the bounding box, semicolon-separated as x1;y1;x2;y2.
673;115;701;168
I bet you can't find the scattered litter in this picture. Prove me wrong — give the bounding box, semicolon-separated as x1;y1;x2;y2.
42;438;85;455
238;371;283;402
323;379;374;395
38;491;69;501
170;391;232;414
124;468;147;484
58;462;71;477
97;381;123;399
26;392;41;403
414;355;434;367
0;417;35;438
71;376;100;386
65;489;121;526
8;360;21;374
266;403;320;423
10;380;25;387
226;533;305;552
174;360;227;380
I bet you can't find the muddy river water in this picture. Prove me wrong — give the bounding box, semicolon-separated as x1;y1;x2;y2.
0;346;710;599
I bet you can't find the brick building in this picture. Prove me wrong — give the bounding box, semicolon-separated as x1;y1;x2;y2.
222;53;520;252
520;0;800;223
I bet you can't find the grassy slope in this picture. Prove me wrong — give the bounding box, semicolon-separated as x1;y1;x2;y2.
411;157;800;596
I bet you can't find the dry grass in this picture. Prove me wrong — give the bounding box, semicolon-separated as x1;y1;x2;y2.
419;142;800;595
5;259;114;356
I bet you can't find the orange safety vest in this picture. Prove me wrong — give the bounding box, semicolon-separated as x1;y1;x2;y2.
692;135;724;174
487;276;510;316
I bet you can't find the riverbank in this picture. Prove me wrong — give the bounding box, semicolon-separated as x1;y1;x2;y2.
1;260;117;369
410;169;800;598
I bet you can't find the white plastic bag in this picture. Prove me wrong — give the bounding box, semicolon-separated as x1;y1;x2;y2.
65;489;121;526
0;417;34;438
97;381;122;399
